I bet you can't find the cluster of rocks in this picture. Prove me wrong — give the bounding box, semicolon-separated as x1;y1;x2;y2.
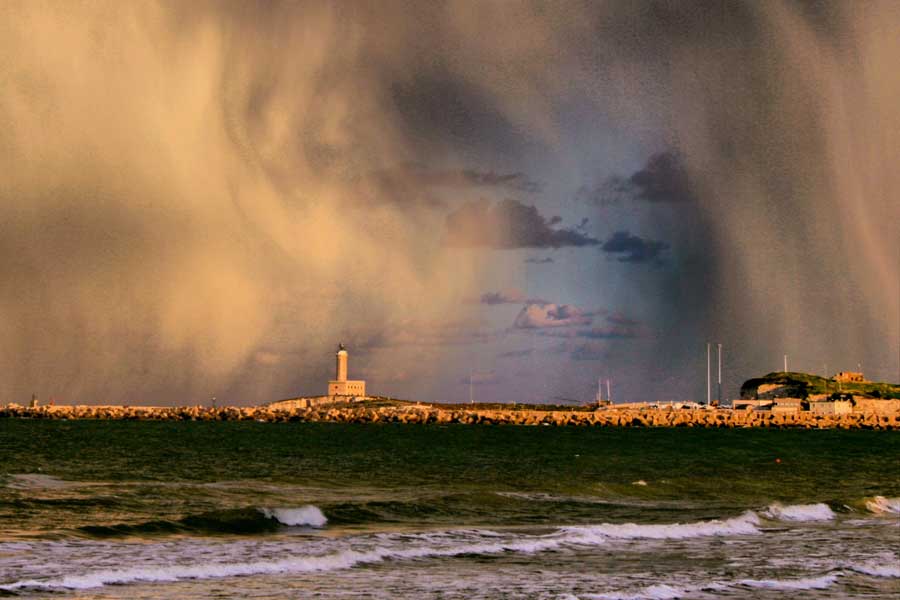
2;403;898;429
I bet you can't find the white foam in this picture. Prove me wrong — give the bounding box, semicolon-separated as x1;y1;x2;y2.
0;513;765;593
494;491;694;510
586;573;843;599
0;533;570;592
562;511;761;542
865;496;900;514
586;583;689;599
5;473;72;490
631;480;648;487
845;559;900;578
260;505;327;528
737;573;840;590
763;502;835;522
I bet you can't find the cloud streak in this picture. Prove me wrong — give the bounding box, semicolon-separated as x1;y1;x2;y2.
444;199;600;249
513;303;596;329
480;289;526;305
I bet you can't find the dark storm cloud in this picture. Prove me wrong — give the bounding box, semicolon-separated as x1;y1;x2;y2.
480;289;526;305
601;231;669;264
459;170;542;193
577;152;696;206
445;199;600;249
390;73;533;160
629;152;694;203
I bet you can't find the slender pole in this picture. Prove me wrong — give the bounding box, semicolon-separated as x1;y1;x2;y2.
606;379;611;404
531;331;536;404
469;371;473;405
784;354;788;373
717;343;722;405
706;343;711;405
597;378;602;403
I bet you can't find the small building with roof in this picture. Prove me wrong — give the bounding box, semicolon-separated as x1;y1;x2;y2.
834;371;865;383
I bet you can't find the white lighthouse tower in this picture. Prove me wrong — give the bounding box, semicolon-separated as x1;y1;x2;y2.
327;343;366;398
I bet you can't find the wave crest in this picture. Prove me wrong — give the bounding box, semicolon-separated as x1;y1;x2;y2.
0;513;764;592
845;559;900;578
78;505;328;537
587;583;691;599
763;502;835;522
260;506;327;527
865;496;900;514
737;573;839;590
562;511;761;542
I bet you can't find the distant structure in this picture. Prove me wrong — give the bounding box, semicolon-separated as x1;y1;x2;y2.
595;378;610;407
327;343;366;397
834;371;865;383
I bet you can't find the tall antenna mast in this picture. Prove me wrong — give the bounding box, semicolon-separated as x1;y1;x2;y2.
606;378;611;404
706;342;711;405
717;343;722;404
784;354;788;373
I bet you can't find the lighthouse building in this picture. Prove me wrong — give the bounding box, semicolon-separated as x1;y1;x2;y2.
327;344;366;397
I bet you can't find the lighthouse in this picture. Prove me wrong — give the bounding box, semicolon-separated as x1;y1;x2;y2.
336;344;348;382
327;343;366;398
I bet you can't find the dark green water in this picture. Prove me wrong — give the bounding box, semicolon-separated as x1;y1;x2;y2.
0;421;898;598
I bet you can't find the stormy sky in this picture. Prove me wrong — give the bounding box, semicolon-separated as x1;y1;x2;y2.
1;1;898;406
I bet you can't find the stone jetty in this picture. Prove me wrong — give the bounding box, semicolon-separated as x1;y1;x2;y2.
2;402;899;430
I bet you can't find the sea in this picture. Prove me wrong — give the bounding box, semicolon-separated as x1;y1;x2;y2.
0;420;897;599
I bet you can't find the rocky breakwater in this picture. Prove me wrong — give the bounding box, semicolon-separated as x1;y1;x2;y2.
1;403;899;429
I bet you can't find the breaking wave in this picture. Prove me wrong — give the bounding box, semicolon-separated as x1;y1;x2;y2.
260;506;327;527
0;533;558;591
585;572;840;599
845;558;900;578
737;573;840;590
78;506;327;537
865;496;900;514
561;511;761;541
0;513;766;592
4;473;74;490
763;502;835;522
585;561;900;600
586;583;695;599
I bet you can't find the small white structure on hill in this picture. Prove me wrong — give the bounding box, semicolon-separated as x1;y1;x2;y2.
327;343;366;397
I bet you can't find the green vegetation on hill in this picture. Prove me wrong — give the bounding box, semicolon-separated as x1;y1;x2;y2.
740;371;900;400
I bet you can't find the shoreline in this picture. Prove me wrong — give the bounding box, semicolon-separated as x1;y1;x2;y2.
2;403;899;430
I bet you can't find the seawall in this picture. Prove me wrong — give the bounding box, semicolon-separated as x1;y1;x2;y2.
2;404;899;429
